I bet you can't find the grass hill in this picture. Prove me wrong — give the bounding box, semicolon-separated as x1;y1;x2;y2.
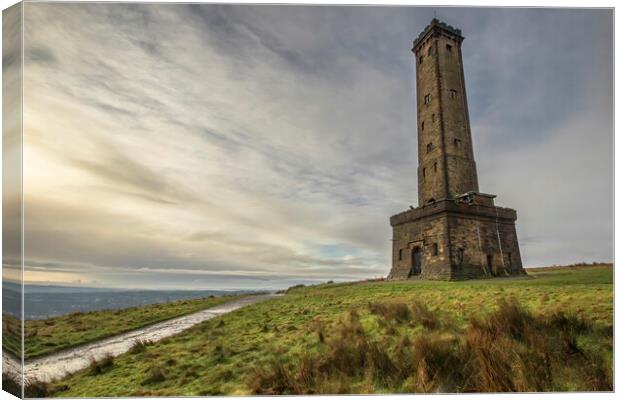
33;264;614;396
3;294;248;359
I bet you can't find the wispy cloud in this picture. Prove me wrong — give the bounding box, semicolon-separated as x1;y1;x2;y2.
16;4;613;289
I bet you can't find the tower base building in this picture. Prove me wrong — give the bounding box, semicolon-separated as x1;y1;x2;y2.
389;192;523;280
388;19;524;280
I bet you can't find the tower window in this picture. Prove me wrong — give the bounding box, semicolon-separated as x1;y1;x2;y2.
426;143;433;153
431;243;438;256
419;55;423;65
454;138;462;148
431;113;435;122
399;248;403;261
421;121;425;131
422;168;426;180
450;89;458;99
457;248;464;263
433;162;437;172
507;252;512;265
424;94;431;104
446;44;452;53
427;45;433;56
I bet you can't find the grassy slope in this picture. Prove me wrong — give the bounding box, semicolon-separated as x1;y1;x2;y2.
3;294;247;359
52;265;613;396
2;314;22;357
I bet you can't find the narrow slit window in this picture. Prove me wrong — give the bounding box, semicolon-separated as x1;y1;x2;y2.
421;121;425;131
454;138;462;148
431;113;435;122
450;89;457;99
422;168;426;180
399;249;403;261
433;162;438;172
432;243;438;256
419;55;423;65
427;143;433;153
457;248;464;263
424;94;431;104
427;45;433;56
446;44;452;53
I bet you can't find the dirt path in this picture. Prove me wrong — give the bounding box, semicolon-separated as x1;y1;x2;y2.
2;294;277;383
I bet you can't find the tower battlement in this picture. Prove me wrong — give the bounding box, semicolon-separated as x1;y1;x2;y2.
388;20;524;281
412;18;463;52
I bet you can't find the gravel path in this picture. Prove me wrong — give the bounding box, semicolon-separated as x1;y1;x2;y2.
2;294;277;383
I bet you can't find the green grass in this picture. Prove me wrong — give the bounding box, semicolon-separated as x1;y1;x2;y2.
3;294;248;359
49;264;613;396
2;313;22;357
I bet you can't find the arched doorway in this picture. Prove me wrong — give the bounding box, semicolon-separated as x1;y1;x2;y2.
410;247;422;277
487;254;495;276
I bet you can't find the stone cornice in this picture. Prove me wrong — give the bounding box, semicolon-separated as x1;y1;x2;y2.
390;199;517;227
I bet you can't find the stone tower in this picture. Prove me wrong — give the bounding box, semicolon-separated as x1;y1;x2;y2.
388;19;525;280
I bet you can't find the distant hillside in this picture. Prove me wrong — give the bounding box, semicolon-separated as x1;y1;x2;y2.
2;281;261;319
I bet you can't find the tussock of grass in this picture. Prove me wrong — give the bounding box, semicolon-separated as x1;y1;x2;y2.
89;353;114;375
142;366;166;385
250;297;612;394
24;378;52;398
410;300;441;330
128;338;153;354
369;302;411;323
2;373;21;398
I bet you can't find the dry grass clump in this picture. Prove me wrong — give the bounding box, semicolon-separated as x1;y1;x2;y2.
369;302;411;323
128;338;153;354
369;300;440;329
458;297;609;392
249;297;612;394
251;310;397;394
410;300;441;330
89;353;115;375
24;378;51;398
2;373;22;398
403;334;461;393
142;365;166;385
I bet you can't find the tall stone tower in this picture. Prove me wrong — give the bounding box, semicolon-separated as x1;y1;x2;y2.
388;19;525;280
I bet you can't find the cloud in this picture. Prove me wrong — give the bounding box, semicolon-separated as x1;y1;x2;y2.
16;4;613;289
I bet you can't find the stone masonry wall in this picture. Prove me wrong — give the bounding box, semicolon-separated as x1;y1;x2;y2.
390;213;451;280
415;25;479;205
448;211;524;280
390;200;524;280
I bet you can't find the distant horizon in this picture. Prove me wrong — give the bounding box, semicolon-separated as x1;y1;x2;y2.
3;260;612;292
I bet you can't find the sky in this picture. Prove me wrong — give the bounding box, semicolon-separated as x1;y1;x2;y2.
3;4;613;290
